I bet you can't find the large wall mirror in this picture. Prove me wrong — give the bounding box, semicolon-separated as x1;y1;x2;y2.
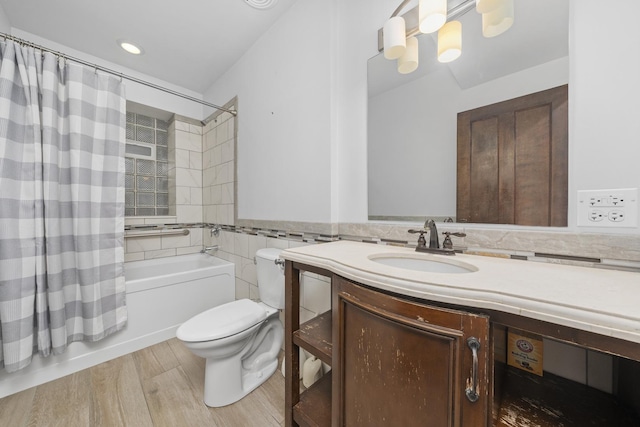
367;0;569;225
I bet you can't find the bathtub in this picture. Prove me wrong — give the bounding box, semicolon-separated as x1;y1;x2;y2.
0;253;235;399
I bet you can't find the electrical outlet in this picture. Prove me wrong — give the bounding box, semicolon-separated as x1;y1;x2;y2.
588;209;605;222
577;188;638;228
608;210;625;222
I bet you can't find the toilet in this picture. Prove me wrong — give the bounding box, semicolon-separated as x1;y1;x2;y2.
176;248;285;407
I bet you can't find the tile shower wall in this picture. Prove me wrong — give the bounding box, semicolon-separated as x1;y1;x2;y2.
203;111;235;226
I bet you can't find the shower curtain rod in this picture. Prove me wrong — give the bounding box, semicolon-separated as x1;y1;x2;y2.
0;32;237;116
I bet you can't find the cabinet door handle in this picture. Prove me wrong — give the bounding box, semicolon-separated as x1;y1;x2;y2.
465;337;481;403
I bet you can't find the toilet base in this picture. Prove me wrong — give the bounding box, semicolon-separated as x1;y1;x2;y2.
202;316;283;407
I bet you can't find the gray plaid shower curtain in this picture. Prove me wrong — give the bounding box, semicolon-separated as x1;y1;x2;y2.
0;40;127;373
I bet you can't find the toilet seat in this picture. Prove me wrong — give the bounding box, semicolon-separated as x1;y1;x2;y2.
177;299;267;343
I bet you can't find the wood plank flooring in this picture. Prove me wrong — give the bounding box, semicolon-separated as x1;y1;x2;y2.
0;338;285;427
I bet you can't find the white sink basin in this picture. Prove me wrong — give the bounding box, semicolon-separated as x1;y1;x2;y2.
370;255;476;274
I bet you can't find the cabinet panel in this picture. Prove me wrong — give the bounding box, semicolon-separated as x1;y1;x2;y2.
332;276;490;427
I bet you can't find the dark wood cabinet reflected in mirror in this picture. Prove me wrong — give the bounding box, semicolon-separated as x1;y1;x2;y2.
457;85;568;226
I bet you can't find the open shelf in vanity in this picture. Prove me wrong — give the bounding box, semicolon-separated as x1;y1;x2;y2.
283;254;640;427
291;310;332;427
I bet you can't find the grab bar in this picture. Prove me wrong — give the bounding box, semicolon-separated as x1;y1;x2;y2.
125;228;190;238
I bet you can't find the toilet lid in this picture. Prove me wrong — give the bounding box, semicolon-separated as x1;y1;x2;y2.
177;299;267;342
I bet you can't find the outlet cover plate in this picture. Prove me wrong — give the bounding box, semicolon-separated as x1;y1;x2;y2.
577;188;638;228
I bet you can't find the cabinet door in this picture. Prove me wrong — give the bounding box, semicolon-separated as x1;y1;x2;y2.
332;276;490;427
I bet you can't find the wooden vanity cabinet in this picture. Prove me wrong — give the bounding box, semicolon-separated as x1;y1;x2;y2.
332;276;491;427
284;260;640;427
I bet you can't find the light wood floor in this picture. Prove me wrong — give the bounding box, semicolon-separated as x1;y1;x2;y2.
0;338;285;427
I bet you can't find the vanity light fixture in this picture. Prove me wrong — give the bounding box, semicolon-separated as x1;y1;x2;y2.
398;36;419;74
475;0;502;14
419;0;447;34
380;0;515;74
481;0;514;38
384;16;407;60
437;20;462;63
118;40;144;55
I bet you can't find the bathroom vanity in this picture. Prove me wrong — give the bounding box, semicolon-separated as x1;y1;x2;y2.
281;241;640;426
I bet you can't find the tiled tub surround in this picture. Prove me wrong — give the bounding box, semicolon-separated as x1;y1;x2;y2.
203;108;236;227
169;116;205;224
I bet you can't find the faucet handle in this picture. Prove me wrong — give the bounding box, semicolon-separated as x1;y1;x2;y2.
408;229;427;234
442;231;466;250
408;229;427;249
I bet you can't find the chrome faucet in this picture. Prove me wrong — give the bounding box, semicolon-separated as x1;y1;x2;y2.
201;245;219;253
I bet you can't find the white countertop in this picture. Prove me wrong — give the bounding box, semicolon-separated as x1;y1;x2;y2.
281;241;640;345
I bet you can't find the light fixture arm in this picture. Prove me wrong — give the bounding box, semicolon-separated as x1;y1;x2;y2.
390;0;413;18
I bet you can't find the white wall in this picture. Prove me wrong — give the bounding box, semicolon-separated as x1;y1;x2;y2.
569;0;640;233
0;3;10;33
209;0;640;234
204;1;334;223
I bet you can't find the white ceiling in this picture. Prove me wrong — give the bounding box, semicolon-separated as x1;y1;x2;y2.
0;0;298;93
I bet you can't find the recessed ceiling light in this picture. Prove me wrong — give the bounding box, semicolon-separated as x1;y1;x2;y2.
244;0;278;10
118;40;144;55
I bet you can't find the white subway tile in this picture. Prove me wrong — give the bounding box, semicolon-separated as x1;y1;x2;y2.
190;228;203;247
144;248;176;259
175;149;190;169
221;140;234;163
161;233;191;249
221;182;234;204
125;218;145;226
190;187;203;205
126;236;161;252
248;234;267;258
176;205;203;223
266;238;289;250
217;204;230;225
174;121;190;132
176;168;202;188
189;124;203;135
227;117;235;140
216;120;229;143
239;256;257;286
189;151;203;170
124;252;144;262
218;230;236;254
227;205;235;226
301;274;331;315
203;207;217;224
177;246;201;256
236;278;250;300
213;144;222;167
210;185;222;205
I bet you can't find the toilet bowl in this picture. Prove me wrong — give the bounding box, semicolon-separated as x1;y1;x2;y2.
176;248;285;407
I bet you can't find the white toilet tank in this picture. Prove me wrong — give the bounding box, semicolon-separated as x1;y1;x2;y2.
255;248;285;309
